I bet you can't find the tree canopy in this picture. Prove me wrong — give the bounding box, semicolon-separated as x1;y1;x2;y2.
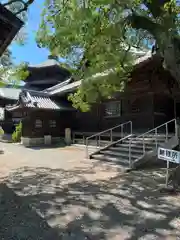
36;0;180;111
0;0;34;85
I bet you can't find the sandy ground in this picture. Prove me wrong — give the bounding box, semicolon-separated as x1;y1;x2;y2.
0;142;180;240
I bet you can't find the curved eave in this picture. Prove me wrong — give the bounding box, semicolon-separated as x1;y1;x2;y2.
27;65;71;76
6;104;21;112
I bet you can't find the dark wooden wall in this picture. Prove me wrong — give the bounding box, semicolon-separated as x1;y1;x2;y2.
22;109;73;138
72;57;176;133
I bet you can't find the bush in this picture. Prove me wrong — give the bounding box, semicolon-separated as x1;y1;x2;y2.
0;127;4;135
12;122;22;143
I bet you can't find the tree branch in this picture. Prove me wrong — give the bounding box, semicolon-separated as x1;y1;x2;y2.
120;44;131;70
143;0;170;18
127;13;162;40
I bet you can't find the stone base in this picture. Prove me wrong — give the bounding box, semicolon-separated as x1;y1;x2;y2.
21;136;63;147
21;137;44;147
44;135;51;145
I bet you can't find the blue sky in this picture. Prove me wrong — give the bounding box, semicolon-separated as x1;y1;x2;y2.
10;0;49;65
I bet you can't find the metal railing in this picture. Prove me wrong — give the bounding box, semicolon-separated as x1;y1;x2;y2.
86;121;132;159
129;118;178;168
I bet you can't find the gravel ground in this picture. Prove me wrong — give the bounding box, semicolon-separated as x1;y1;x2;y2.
0;143;180;239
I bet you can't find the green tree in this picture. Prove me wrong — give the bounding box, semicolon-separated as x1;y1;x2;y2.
0;0;34;83
36;0;180;110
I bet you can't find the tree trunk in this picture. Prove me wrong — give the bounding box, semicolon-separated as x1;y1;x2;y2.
163;39;180;88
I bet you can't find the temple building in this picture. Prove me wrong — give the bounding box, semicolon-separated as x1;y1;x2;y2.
2;50;178;146
0;55;72;137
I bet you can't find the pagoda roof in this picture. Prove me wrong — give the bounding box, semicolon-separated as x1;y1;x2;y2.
25;57;71;84
29;58;60;68
27;57;71;76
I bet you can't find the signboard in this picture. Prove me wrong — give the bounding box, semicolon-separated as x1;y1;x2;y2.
158;148;180;164
158;147;180;187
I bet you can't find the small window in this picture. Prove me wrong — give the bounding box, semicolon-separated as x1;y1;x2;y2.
50;120;56;128
35;119;42;128
104;101;121;117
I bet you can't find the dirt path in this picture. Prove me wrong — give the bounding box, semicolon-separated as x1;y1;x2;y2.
0;143;180;239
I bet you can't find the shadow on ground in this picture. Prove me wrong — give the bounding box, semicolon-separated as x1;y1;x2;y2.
26;141;66;150
0;182;59;239
2;165;180;239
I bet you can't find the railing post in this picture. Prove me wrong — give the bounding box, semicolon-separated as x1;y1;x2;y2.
86;138;89;159
143;136;145;154
175;119;178;138
99;135;101;147
72;133;75;144
121;125;124;138
110;129;113;142
129;140;132;168
130;121;132;135
165;123;168;142
96;136;98;148
155;128;158;149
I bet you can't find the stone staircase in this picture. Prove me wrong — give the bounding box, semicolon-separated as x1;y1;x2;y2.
85;119;178;170
90;134;174;170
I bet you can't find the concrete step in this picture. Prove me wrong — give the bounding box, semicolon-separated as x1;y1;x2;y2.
73;139;109;147
115;143;152;151
133;138;170;142
123;139;164;146
131;135;173;141
99;149;142;160
108;146;147;155
91;154;130;168
122;141;156;149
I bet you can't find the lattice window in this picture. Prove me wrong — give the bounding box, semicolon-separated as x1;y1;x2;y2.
35;119;42;128
104;101;121;117
50;120;56;128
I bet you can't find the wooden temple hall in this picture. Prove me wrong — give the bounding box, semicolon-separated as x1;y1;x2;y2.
0;51;179;146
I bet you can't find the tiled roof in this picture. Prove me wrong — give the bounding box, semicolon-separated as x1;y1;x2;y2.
43;77;73;93
6;90;74;111
20;91;60;109
49;80;81;96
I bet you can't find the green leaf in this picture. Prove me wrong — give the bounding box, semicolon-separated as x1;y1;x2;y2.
36;0;180;111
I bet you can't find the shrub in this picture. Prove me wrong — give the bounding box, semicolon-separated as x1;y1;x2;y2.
0;127;4;135
12;122;22;143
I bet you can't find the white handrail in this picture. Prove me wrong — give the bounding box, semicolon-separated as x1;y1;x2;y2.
86;121;132;158
134;119;177;140
86;121;132;140
129;118;177;168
